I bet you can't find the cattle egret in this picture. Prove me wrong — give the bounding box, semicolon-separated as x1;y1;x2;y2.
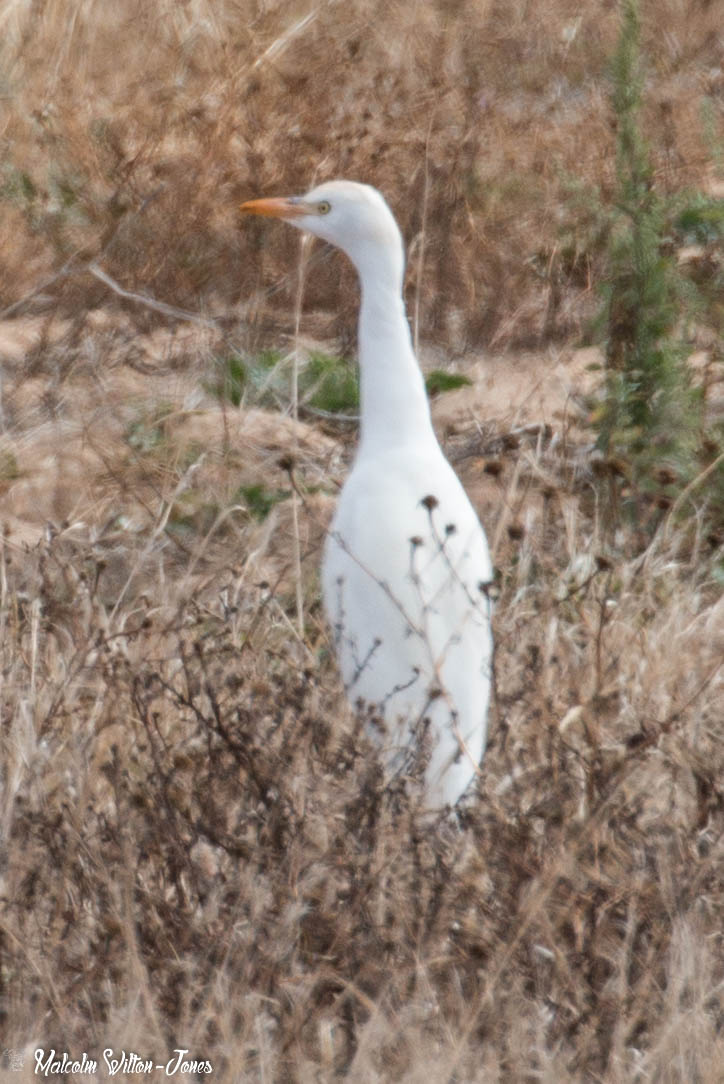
241;180;493;808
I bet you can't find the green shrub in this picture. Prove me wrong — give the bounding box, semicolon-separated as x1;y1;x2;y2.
425;370;472;397
305;352;359;414
594;0;720;528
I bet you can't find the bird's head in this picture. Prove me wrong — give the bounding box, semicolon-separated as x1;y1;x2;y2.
240;180;404;288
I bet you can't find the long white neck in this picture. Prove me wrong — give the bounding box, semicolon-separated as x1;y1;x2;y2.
353;245;435;458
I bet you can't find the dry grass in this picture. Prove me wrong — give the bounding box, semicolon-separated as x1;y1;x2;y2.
2;0;721;345
1;0;723;1080
1;413;722;1081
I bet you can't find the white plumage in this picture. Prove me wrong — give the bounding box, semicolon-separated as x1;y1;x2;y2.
241;180;493;808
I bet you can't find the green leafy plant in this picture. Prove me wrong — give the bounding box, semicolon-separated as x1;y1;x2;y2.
593;0;719;525
238;482;289;521
305;351;359;414
206;354;248;407
207;351;471;418
675;194;724;246
425;370;472;397
207;350;298;410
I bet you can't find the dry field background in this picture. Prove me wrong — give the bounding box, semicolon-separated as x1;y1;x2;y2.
1;0;723;1081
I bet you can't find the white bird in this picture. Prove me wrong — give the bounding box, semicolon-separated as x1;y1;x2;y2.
241;180;493;808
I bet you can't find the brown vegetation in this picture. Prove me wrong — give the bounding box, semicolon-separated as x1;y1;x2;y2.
1;0;722;1080
2;0;721;345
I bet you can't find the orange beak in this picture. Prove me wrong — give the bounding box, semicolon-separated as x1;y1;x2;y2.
239;196;307;219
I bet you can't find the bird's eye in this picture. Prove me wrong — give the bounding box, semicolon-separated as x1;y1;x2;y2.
317;200;331;215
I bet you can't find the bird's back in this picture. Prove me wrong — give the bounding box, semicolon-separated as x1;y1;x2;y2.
322;441;492;805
